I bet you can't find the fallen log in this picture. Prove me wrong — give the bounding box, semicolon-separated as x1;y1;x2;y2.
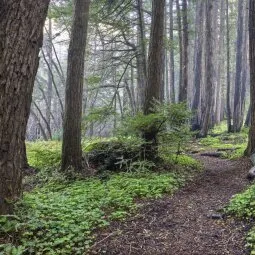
200;152;224;158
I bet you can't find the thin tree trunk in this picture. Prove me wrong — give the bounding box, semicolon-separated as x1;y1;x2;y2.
215;0;225;125
226;0;232;132
46;16;53;139
176;0;183;102
136;0;147;110
169;0;175;103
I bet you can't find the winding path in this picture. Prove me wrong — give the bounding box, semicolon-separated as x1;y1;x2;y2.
90;156;251;255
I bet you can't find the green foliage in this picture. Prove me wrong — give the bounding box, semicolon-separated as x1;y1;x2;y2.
162;154;202;169
26;141;61;169
118;102;191;135
226;184;255;253
0;172;180;254
198;125;248;159
86;137;142;172
117;102;192;158
82;106;117;134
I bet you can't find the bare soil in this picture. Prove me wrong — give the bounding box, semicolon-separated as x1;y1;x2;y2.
89;156;252;255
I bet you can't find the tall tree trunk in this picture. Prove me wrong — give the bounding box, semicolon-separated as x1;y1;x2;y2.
61;0;90;172
169;0;175;103
240;4;249;129
136;0;147;110
0;0;49;214
176;0;183;102
245;0;255;156
46;16;53;139
179;0;189;102
191;0;204;130
143;0;165;159
226;0;232;132
199;0;215;137
215;0;225;125
233;0;244;132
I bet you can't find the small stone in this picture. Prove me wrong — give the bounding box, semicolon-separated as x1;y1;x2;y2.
207;213;223;220
247;167;255;180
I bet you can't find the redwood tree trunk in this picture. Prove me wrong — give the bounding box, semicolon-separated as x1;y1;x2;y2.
233;0;244;132
179;0;189;103
199;0;215;137
191;0;204;130
245;0;255;156
143;0;165;159
226;0;232;132
61;0;90;172
0;0;49;214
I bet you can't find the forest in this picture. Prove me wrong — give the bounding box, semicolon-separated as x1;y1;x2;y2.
2;0;255;254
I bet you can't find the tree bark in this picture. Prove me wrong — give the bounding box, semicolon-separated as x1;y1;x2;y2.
199;0;215;137
233;0;244;132
136;0;147;110
226;0;232;132
46;16;53;139
143;0;165;159
169;0;175;103
0;0;49;214
176;0;183;103
61;0;90;172
245;0;255;156
191;0;204;130
179;0;189;103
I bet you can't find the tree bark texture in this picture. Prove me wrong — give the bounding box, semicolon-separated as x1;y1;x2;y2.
226;0;232;132
143;0;165;159
199;0;215;137
0;0;49;214
179;0;189;103
233;0;244;132
169;0;175;103
61;0;90;172
245;0;255;156
191;0;204;130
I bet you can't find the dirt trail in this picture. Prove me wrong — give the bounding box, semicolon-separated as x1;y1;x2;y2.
89;156;252;255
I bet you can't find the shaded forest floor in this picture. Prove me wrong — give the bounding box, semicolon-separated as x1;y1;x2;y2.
89;155;252;255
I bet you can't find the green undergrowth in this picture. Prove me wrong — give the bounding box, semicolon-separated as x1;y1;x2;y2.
197;122;248;159
0;137;202;255
1;172;182;255
26;138;117;169
26;141;62;169
226;184;255;254
162;153;202;169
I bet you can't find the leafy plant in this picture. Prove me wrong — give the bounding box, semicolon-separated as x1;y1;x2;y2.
226;184;255;253
1;172;180;254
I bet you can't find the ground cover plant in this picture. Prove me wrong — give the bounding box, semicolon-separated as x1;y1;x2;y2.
1;134;200;255
226;184;255;254
196;122;248;159
0;171;182;254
